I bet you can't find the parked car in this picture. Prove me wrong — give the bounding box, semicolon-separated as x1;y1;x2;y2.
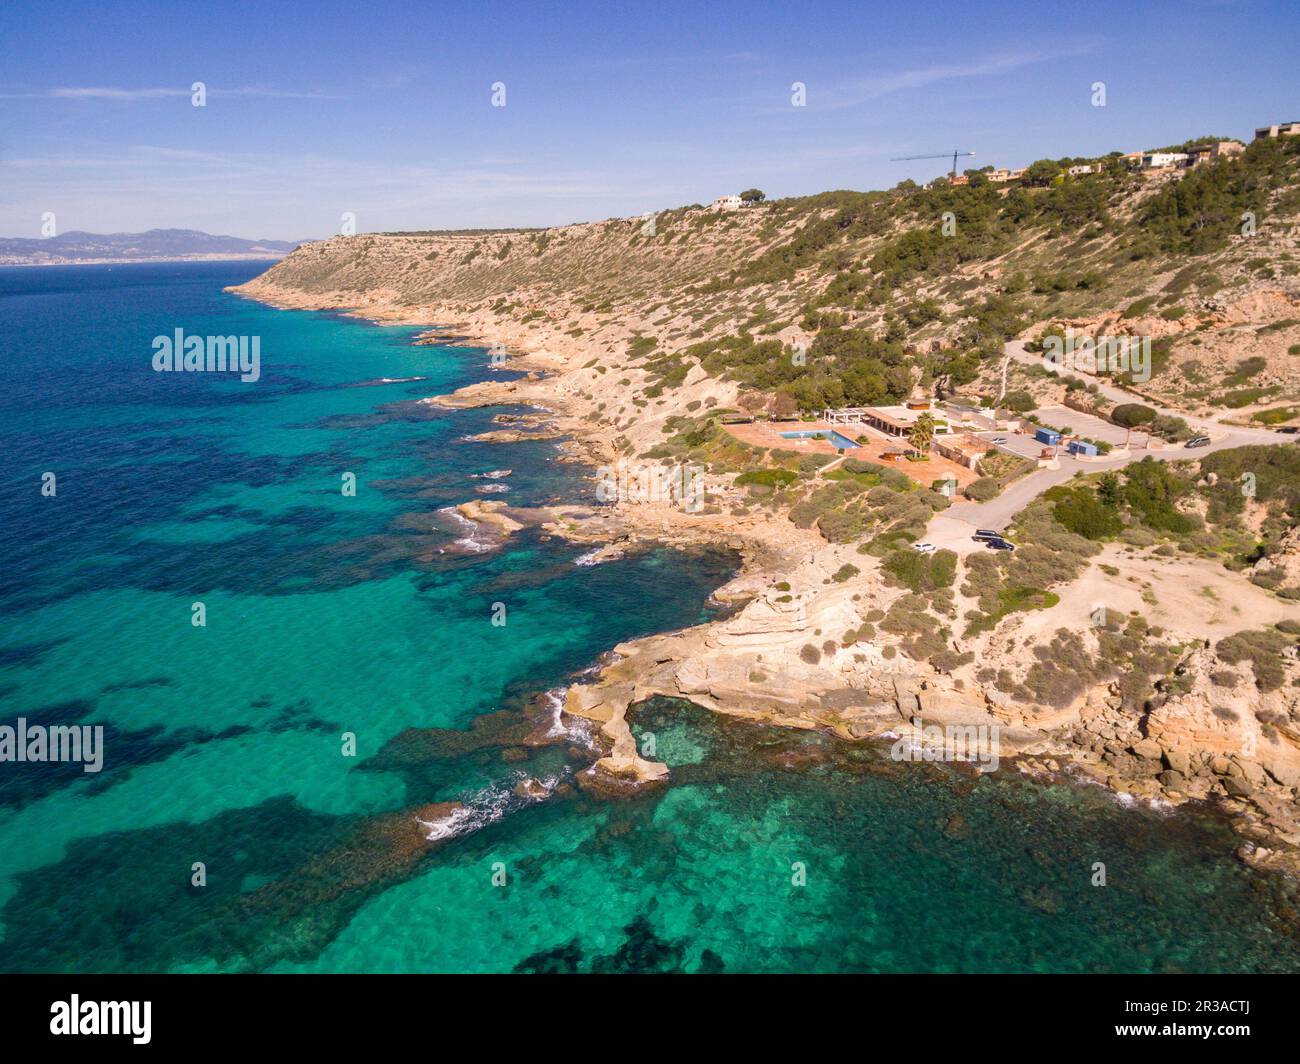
911;542;936;553
973;529;1001;540
1275;426;1299;435
990;436;1008;445
1184;435;1212;448
985;538;1015;551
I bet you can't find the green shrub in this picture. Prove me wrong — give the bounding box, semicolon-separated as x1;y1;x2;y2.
1120;458;1196;534
1050;486;1123;540
930;649;975;673
832;563;860;583
1122;296;1158;319
1003;390;1036;413
1216;629;1295;691
1223;387;1279;409
882;548;957;593
735;468;798;488
962;477;999;501
1251;407;1298;425
1150;414;1193;441
1224;356;1267;386
1111;403;1157;428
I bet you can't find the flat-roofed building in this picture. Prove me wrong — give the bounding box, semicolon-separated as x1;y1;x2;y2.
826;403;956;439
932;433;992;470
938;400;1023;433
1187;140;1245;166
1141;151;1189;170
1255;122;1300;140
853;407;910;437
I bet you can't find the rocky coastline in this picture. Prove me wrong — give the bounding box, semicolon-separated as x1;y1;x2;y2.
229;273;1300;879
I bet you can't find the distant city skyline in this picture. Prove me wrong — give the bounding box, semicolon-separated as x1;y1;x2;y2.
2;0;1297;239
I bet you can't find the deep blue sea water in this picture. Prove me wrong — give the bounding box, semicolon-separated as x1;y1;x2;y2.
0;261;1297;973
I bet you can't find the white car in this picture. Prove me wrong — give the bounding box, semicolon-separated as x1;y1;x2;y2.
990;436;1008;444
911;542;937;553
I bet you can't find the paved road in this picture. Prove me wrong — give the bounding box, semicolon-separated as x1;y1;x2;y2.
948;430;1285;533
934;340;1294;538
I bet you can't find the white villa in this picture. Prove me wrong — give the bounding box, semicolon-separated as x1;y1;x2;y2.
824;401;952;439
712;194;744;211
1140;151;1188;170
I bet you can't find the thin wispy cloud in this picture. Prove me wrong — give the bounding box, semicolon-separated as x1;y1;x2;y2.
812;47;1095;111
51;87;186;100
0;86;344;101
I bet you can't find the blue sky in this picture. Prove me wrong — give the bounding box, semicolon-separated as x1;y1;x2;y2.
1;0;1297;239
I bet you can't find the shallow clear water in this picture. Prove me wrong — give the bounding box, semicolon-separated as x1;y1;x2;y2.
0;262;1297;973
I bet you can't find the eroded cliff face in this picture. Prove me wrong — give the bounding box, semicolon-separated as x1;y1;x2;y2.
587;626;1300;873
528;492;1300;873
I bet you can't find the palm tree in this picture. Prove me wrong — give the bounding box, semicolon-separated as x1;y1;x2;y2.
908;412;936;455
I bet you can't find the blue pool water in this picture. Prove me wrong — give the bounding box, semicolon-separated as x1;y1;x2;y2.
779;429;860;449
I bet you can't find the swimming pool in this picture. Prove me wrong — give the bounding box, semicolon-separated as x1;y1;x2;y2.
779;429;861;450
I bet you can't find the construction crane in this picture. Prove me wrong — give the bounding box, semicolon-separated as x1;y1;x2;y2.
891;149;976;178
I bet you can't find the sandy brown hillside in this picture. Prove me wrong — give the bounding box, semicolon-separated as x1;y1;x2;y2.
242;134;1300;431
245;207;794;330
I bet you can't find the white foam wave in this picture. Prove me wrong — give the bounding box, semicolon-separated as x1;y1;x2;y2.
541;687;596;746
437;506;498;554
416;771;563;842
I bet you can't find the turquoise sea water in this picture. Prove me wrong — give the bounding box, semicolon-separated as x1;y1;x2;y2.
1;262;1297;973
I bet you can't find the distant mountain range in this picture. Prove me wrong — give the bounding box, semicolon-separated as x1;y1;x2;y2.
0;228;313;265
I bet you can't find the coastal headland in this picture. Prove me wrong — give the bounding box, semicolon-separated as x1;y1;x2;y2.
230;163;1300;876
